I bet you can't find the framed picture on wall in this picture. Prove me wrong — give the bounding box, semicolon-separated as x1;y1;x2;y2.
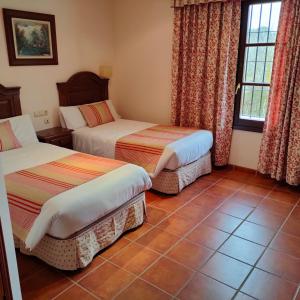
3;9;58;66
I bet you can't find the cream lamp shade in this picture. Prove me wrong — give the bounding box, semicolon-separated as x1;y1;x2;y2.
99;65;112;78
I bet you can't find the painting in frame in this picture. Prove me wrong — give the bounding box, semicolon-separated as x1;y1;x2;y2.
3;9;58;66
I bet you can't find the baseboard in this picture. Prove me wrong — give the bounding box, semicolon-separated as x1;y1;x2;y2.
213;164;258;175
228;164;258;175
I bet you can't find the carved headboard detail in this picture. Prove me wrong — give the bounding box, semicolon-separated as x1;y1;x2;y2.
57;72;109;106
0;84;21;119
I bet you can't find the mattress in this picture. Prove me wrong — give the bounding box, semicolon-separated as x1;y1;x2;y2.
72;119;213;171
0;142;151;249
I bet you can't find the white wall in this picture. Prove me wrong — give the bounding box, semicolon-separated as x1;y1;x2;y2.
229;130;262;169
0;159;22;299
111;0;173;124
112;0;262;170
0;0;114;130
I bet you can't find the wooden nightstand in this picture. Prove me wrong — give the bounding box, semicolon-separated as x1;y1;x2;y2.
36;127;73;149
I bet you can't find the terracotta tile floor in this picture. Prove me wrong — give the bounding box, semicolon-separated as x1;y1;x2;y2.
16;168;300;299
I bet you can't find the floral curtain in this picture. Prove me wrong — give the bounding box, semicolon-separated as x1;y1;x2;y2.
258;0;300;186
171;0;241;166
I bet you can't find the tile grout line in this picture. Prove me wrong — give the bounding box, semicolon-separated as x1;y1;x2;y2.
71;281;102;300
100;178;229;299
15;173;294;299
73;255;141;300
229;184;283;299
105;177;223;261
19;180;268;299
52;259;108;300
50;283;76;300
35;174;295;299
173;183;255;298
174;180;300;298
51;271;103;300
230;190;300;300
178;185;299;299
69;179;218;300
98;250;185;300
79;256;140;300
66;177;272;299
21;266;78;300
199;185;300;298
22;180;214;299
108;178;225;299
94;248;176;299
107;262;175;300
149;179;223;223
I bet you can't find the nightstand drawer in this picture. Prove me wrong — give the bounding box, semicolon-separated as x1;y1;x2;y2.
49;135;72;149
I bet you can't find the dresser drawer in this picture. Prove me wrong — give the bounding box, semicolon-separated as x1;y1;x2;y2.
49;135;72;149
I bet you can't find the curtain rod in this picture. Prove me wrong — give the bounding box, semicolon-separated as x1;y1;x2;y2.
171;0;245;8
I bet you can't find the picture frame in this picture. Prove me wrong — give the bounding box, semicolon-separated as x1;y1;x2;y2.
3;9;58;66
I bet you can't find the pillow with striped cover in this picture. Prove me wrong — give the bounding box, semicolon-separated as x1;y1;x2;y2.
78;101;115;127
0;120;21;152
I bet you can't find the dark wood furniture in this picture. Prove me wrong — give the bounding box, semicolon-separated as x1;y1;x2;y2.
0;222;13;300
57;71;109;106
0;84;21;119
36;127;73;149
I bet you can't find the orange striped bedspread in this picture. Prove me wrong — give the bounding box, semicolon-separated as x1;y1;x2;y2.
115;125;198;177
5;153;126;243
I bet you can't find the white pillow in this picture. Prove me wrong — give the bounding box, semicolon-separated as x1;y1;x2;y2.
105;100;121;120
0;115;38;146
59;106;87;130
58;110;67;128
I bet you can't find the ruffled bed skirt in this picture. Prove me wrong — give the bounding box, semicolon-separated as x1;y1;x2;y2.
152;152;211;194
15;193;146;270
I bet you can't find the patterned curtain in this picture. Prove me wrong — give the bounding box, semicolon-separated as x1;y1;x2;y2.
171;1;241;166
258;0;300;186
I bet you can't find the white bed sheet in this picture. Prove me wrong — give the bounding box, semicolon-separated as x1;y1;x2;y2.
72;119;213;175
0;143;151;249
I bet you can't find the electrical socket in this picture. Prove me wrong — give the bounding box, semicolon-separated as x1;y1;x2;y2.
44;118;50;125
34;110;48;118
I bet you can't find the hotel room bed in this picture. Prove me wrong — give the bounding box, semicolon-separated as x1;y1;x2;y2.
72;119;212;171
57;72;213;194
0;85;151;270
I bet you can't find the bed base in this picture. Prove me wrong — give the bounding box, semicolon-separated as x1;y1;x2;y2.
152;152;212;194
14;193;145;270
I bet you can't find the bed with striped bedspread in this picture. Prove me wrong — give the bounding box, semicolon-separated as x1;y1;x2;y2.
5;152;126;243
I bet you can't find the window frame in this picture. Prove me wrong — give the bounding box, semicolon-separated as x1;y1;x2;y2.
233;0;281;133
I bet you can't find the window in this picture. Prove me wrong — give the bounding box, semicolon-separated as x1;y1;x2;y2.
233;0;281;132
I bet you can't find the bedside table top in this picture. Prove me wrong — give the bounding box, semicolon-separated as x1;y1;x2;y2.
36;127;73;139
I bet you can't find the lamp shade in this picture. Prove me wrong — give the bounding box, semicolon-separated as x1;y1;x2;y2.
99;65;112;78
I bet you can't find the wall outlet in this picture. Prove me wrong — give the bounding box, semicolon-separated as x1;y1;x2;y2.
44;118;50;125
34;110;48;118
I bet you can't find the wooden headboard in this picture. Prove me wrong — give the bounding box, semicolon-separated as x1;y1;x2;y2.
0;84;21;119
57;72;109;106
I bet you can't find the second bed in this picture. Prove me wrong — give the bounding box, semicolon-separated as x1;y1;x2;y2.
57;72;213;194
